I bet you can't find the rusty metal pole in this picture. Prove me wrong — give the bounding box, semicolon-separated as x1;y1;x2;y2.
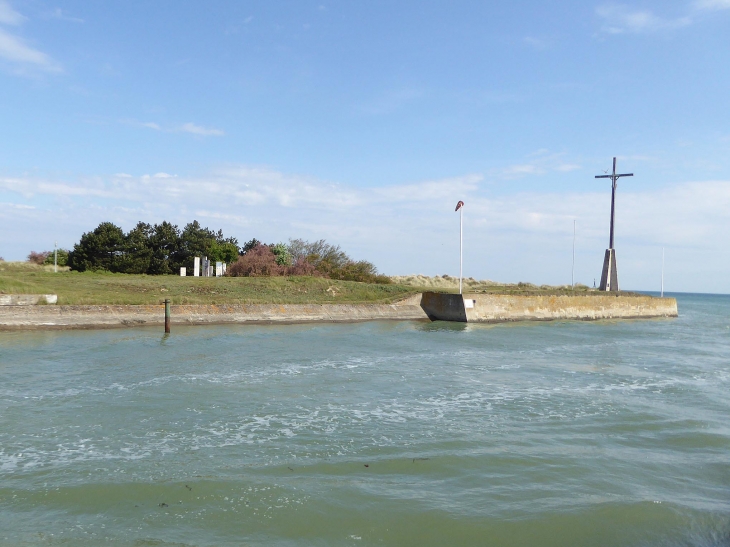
164;299;171;333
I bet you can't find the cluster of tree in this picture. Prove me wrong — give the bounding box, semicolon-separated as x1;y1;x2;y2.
67;221;239;274
64;221;389;283
27;250;70;266
228;239;390;284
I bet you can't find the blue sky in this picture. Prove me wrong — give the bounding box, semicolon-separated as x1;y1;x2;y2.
1;0;729;292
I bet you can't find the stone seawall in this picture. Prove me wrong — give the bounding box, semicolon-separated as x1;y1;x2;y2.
0;295;428;330
0;293;678;331
422;292;678;322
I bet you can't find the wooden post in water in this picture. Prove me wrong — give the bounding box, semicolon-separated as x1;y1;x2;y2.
164;299;171;333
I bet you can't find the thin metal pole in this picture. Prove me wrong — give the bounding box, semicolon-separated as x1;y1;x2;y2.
661;248;665;298
571;220;576;289
54;241;57;273
609;157;617;249
459;207;463;295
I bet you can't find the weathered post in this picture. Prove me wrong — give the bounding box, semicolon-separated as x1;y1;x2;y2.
164;298;171;333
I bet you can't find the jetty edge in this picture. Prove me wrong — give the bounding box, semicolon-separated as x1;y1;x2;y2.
0;292;677;330
420;291;678;322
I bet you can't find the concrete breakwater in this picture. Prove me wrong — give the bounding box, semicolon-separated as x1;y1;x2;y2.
0;293;677;330
420;292;678;322
0;295;427;330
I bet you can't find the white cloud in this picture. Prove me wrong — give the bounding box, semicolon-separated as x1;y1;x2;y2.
523;36;549;49
0;28;61;72
498;152;582;179
46;8;84;23
179;122;225;136
1;167;729;292
153;172;175;178
596;4;692;34
0;2;61;73
0;0;23;25
694;0;730;9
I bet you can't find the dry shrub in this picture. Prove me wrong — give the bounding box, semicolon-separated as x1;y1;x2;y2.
286;258;319;276
27;251;50;265
227;245;282;277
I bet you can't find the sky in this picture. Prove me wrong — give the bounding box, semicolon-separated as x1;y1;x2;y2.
1;0;729;293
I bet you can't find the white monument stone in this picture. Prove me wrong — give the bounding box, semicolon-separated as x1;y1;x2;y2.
180;267;186;276
193;257;200;277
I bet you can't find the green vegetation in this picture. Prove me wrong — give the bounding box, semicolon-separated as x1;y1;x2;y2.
63;220;389;284
0;262;415;305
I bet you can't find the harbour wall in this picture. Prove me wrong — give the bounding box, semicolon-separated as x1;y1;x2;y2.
421;292;678;322
0;293;678;330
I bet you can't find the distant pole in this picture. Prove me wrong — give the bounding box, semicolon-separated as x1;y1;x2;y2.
661;248;665;298
54;241;57;273
571;220;576;289
455;201;465;295
164;299;171;333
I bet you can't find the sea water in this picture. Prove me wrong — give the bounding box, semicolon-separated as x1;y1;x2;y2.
0;293;728;546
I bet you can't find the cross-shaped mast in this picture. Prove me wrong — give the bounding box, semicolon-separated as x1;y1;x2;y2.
595;157;633;250
595;157;633;291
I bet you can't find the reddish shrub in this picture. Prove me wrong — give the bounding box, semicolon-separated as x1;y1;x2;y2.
27;251;50;265
227;245;282;277
285;258;319;276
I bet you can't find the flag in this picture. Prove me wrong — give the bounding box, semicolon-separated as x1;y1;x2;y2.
455;200;464;212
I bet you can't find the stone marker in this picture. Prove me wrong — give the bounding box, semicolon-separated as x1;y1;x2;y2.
216;262;222;277
193;257;200;277
180;267;186;276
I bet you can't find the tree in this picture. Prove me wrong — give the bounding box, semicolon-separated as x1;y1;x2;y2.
68;222;126;272
269;243;291;266
119;222;153;274
147;221;181;275
42;249;70;267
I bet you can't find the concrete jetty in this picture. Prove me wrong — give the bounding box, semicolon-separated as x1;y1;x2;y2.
0;292;678;330
420;292;678;323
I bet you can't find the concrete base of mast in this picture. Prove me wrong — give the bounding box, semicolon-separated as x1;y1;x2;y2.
599;248;619;292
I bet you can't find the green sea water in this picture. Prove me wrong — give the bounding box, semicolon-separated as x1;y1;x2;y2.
1;293;728;546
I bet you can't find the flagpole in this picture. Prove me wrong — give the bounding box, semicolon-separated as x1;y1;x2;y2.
571;220;575;289
459;206;463;295
661;247;664;298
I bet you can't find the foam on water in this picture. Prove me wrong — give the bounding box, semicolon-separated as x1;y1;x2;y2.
1;293;729;545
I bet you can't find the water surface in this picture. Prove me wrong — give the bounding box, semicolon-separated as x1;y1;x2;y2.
1;293;729;546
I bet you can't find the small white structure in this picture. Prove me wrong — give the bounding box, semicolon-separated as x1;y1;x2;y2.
180;267;186;276
222;262;227;275
215;262;223;277
193;257;200;277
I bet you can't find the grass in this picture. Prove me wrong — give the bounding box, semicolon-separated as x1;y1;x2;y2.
0;263;643;305
0;263;418;305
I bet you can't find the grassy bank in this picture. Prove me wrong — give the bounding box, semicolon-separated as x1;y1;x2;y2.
0;263;417;305
0;263;641;305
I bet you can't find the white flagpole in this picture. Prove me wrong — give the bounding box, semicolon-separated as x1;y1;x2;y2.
459;206;463;295
571;220;575;289
661;247;664;298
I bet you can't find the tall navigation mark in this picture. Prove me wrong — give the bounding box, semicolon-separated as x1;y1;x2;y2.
595;157;633;291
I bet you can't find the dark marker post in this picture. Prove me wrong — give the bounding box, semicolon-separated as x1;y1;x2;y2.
164;299;171;333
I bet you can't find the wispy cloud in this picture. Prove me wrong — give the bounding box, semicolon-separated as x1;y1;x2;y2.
0;0;23;25
523;36;550;50
122;119;224;136
694;0;730;10
45;8;84;23
178;122;225;137
2;166;729;291
596;4;692;34
498;151;582;179
0;1;61;73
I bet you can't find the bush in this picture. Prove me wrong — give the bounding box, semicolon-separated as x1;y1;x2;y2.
42;249;70;267
27;251;50;265
227;245;282;277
